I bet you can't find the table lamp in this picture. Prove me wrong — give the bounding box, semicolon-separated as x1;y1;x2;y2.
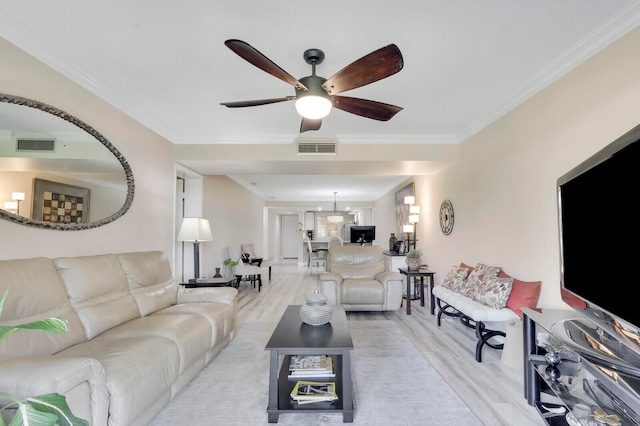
177;217;212;282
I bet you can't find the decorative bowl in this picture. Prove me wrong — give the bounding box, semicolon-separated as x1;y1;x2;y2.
300;290;333;326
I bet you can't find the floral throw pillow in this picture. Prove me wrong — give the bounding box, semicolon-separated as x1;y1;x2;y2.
442;266;468;290
474;276;515;309
461;263;502;299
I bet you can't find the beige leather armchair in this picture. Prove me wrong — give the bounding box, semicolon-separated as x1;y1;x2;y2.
320;245;404;312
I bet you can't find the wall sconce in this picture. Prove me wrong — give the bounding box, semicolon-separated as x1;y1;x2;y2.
177;217;213;283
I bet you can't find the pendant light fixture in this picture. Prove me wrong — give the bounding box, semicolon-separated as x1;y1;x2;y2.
327;192;343;223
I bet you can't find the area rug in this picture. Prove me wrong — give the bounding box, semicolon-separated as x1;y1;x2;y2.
150;320;481;426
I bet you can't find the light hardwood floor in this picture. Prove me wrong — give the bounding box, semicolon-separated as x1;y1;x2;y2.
235;259;544;426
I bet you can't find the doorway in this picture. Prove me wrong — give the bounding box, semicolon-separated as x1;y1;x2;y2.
281;215;299;259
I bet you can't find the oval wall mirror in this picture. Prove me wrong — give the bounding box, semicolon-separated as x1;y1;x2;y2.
0;93;134;230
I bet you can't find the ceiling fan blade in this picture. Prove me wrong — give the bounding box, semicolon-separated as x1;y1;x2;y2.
322;44;403;95
331;96;403;121
220;97;295;108
225;39;308;91
300;118;322;133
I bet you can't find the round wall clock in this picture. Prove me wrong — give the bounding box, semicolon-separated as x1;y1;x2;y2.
439;200;454;235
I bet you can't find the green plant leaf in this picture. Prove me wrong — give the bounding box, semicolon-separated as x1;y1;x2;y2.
0;289;8;318
13;318;68;334
27;394;89;426
6;400;58;426
0;326;18;342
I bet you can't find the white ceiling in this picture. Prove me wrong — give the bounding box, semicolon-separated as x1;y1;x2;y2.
2;1;640;205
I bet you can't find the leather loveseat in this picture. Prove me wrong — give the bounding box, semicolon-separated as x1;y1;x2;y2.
0;250;237;426
320;245;404;312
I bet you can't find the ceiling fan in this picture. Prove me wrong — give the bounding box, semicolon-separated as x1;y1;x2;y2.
220;39;404;133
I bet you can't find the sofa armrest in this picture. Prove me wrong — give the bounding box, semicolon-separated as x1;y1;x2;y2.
319;271;343;284
177;286;238;305
0;356;108;426
319;272;343;305
375;271;404;284
376;271;404;310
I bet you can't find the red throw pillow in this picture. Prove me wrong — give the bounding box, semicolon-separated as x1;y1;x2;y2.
499;270;541;319
459;262;474;276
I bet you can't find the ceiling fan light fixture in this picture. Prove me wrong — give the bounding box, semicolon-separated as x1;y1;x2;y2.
295;95;332;119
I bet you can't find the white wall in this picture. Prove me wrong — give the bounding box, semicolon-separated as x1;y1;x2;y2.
0;38;176;262
199;175;265;277
409;26;640;310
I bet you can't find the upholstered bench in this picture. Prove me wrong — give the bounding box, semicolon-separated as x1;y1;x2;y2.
432;263;540;362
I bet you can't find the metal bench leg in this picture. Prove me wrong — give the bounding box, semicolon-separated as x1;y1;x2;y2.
474;321;506;362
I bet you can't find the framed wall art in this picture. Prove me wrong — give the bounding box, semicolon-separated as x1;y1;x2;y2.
395;182;414;237
32;178;90;224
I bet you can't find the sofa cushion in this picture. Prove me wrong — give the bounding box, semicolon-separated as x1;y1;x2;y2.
154;302;237;350
498;270;542;319
56;336;179;426
0;257;87;356
341;279;385;305
461;263;501;299
442;265;468;290
116;251;178;316
94;314;211;375
433;286;519;322
459;262;475;276
55;254;140;340
327;246;386;279
474;276;514;309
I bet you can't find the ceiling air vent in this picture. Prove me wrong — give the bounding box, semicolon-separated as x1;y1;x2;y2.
296;139;337;155
16;138;55;152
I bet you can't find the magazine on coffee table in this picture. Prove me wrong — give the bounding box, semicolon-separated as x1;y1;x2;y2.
290;381;338;404
289;355;334;377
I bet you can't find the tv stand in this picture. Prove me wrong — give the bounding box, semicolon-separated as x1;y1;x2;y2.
522;308;640;425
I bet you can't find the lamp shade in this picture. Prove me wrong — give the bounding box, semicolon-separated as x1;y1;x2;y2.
177;217;212;242
409;205;420;214
409;214;420;223
404;195;415;205
327;215;344;223
3;201;18;211
403;224;414;233
11;192;25;201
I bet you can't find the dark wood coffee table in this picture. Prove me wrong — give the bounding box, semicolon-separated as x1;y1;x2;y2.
265;305;354;423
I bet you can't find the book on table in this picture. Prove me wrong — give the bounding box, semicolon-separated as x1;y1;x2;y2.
290;381;338;404
288;355;334;378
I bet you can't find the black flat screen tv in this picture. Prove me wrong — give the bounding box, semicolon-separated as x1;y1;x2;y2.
349;226;376;244
557;123;640;357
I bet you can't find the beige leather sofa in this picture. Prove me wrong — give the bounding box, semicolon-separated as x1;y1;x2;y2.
0;250;237;426
320;245;404;311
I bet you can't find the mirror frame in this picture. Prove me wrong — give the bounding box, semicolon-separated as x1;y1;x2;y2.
0;93;135;230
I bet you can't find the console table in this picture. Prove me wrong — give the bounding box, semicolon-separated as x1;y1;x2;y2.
180;277;235;288
382;250;406;272
522;308;640;425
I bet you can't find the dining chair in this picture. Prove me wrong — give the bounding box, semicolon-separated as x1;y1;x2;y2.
328;236;344;248
305;237;327;270
227;245;262;291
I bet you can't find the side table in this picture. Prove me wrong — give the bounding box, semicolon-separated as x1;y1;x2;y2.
397;268;436;315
